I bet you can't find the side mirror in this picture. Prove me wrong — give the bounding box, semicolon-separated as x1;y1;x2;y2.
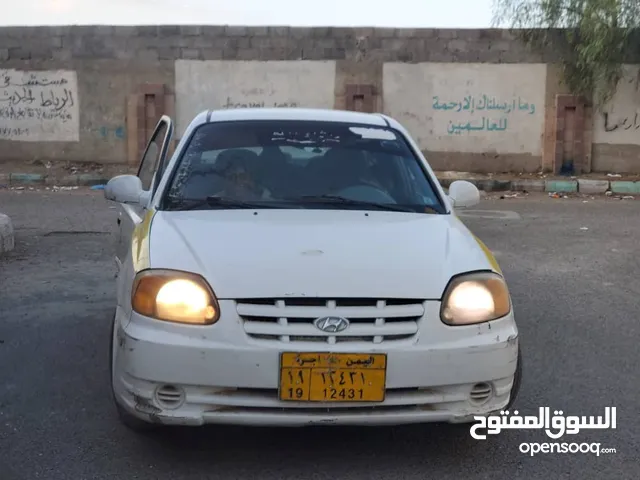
104;175;148;206
448;180;480;208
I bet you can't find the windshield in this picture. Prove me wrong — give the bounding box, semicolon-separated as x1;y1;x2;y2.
161;120;445;214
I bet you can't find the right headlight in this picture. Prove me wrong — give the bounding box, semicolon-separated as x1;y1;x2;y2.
131;269;220;325
440;271;511;325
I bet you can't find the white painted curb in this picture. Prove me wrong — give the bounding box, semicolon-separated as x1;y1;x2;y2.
0;213;15;255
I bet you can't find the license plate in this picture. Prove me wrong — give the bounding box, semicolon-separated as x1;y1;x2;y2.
279;352;387;402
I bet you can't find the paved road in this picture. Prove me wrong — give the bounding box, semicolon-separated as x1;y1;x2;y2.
1;190;638;480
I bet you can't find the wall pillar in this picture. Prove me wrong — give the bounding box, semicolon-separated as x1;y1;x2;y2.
552;94;593;174
126;83;175;166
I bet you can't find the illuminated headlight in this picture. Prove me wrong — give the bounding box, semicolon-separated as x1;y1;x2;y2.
440;271;511;325
131;269;220;325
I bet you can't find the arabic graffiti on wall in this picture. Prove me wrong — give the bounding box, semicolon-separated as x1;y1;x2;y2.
0;69;80;142
594;65;640;146
175;60;337;138
223;97;299;109
382;63;547;155
602;111;640;132
98;126;126;139
432;95;537;135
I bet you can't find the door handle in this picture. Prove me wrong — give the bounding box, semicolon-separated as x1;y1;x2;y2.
117;218;121;225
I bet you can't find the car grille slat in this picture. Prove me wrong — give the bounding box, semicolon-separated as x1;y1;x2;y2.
236;298;424;344
235;303;425;319
243;320;418;337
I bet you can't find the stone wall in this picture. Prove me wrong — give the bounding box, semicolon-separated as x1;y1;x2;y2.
0;25;639;173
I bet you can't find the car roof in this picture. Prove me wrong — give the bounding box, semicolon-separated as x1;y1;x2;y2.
199;107;390;127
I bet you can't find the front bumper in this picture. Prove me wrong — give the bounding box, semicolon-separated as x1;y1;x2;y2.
112;300;519;427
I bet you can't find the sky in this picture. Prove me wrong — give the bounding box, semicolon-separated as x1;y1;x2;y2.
2;0;496;27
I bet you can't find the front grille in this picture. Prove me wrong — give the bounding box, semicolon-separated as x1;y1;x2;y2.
236;297;424;344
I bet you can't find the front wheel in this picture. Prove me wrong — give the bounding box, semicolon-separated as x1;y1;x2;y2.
109;309;158;433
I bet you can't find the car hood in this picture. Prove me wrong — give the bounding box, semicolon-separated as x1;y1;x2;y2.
148;209;498;300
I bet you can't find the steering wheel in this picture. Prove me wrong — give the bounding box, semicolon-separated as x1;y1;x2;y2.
331;184;397;204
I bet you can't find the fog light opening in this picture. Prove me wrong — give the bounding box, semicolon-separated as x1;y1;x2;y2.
155;385;186;410
469;382;493;405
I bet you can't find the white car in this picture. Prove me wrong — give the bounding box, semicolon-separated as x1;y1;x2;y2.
105;107;521;432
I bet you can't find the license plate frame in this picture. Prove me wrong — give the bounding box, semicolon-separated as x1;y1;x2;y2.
278;352;387;403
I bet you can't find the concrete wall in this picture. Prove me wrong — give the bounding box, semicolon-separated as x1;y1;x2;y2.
0;57;173;167
592;65;640;173
174;60;337;137
383;63;547;172
0;69;79;141
0;25;639;173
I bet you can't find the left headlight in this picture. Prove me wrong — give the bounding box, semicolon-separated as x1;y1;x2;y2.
131;269;220;325
440;271;511;325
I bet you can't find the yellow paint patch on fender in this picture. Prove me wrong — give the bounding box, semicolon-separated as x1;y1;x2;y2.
451;213;502;274
472;235;502;274
131;208;156;273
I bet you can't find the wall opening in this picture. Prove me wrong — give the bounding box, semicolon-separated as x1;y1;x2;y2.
561;106;576;175
345;84;375;113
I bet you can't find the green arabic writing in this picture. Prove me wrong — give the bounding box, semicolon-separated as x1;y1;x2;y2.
433;95;536;115
447;117;508;134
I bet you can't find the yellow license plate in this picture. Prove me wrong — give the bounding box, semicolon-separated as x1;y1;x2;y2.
279;352;387;402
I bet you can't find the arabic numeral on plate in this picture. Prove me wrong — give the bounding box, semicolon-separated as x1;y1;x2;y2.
320;371;361;386
323;372;336;386
287;369;305;384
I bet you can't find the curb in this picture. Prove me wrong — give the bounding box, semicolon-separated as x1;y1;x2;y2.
437;177;639;194
0;213;15;256
0;173;111;187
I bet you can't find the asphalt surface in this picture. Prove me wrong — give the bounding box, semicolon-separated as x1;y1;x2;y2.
0;189;638;480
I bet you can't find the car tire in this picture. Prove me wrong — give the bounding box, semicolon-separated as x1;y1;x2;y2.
109;309;158;434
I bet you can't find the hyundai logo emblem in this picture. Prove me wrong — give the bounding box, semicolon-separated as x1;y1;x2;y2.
313;316;350;333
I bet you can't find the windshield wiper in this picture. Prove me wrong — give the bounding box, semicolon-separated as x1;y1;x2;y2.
288;195;429;213
169;196;286;211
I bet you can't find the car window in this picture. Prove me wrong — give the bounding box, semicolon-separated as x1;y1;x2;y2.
138;121;169;192
163;120;444;213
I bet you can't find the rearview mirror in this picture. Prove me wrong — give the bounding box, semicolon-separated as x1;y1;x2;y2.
104;175;148;206
448;180;480;208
